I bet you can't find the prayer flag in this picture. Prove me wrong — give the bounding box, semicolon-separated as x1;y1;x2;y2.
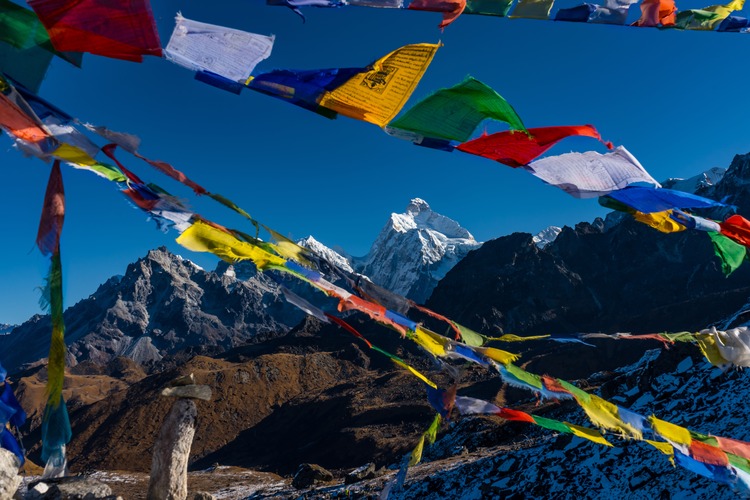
509;0;555;19
457;125;611;167
708;232;746;276
165;14;274;84
28;0;162;62
318;43;440;127
465;0;515;16
720;215;750;247
634;0;677;26
603;186;727;214
387;76;526;143
526;146;659;198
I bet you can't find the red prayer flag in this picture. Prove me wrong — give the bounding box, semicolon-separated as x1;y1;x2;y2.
456;125;613;167
496;407;536;424
689;440;729;467
28;0;162;62
408;0;467;28
542;375;573;396
720;215;750;247
37;161;65;257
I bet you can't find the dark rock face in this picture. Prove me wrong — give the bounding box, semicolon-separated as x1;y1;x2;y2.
429;204;750;338
0;248;303;373
291;463;333;489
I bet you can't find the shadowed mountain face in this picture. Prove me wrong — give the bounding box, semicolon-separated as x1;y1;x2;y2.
428;154;750;338
0;247;303;373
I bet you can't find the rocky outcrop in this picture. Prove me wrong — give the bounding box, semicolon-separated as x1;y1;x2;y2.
0;248;301;373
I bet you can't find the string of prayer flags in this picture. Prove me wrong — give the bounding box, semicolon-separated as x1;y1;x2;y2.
408;0;467;28
386;76;526;146
601;186;729;214
35;161;71;474
165;14;275;90
27;0;162;62
456;125;612;167
317;43;440;127
525;146;660;199
454;395;612;446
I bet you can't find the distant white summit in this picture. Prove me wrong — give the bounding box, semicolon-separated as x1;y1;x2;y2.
532;226;562;249
298;198;482;303
662;167;726;193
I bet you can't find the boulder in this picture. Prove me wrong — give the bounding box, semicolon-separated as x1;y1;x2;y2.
291;463;333;489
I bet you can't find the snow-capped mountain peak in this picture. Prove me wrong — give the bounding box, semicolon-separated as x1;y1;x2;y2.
662;167;726;193
297;235;354;273
356;199;482;303
533;226;562;249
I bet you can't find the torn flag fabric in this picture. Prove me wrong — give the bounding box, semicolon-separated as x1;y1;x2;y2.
456;125;611;167
27;0;162;62
317;43;440;127
602;186;727;214
634;0;677;26
408;0;467;28
464;0;515;16
525;146;660;199
590;0;640;24
165;14;274;84
387;76;526;143
509;0;555;19
555;4;596;22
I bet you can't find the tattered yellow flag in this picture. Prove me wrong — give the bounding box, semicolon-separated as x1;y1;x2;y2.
650;416;692;446
177;220;286;270
633;210;686;234
319;43;440;127
565;422;613;447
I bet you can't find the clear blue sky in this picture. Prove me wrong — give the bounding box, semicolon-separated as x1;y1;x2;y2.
1;0;748;324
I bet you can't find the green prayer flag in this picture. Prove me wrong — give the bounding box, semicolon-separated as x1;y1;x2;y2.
465;0;515;16
674;8;719;29
388;76;526;143
532;415;573;434
708;231;746;276
504;363;543;389
454;322;486;347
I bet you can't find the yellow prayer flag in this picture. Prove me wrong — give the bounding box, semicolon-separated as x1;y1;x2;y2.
491;333;551;342
52;143;98;166
318;43;440;127
645;439;676;466
412;326;451;357
409;435;426;466
476;346;519;365
391;357;438;389
578;394;642;440
177;220;286;270
633;210;686;234
565;422;613;447
649;416;692;446
694;333;729;368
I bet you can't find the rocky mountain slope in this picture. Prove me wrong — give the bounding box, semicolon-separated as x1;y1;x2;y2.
428;154;750;337
0;248;303;373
